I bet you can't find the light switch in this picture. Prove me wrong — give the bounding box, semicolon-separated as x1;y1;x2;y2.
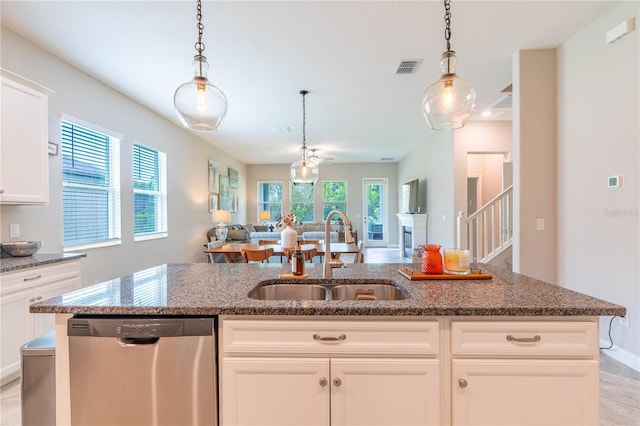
536;218;544;231
10;223;20;238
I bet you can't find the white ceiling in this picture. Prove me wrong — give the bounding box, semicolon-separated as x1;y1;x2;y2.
1;0;617;164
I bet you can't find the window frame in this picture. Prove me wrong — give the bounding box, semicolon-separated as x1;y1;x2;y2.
322;180;348;220
290;182;315;223
61;115;122;251
132;142;168;241
257;181;283;223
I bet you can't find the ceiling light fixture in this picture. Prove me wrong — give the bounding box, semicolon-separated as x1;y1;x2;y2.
422;0;476;131
290;90;319;185
174;0;227;132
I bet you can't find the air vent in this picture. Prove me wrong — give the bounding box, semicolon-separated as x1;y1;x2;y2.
395;59;422;74
380;157;394;161
490;94;512;110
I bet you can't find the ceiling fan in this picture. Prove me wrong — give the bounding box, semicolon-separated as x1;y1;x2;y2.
308;148;334;164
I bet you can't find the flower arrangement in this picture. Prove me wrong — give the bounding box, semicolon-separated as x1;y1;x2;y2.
278;212;300;227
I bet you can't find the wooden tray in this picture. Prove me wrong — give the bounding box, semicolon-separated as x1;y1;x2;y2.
398;268;492;280
279;272;309;279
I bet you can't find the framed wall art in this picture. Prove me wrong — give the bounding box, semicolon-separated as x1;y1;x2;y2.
229;167;239;188
219;175;231;210
208;159;219;193
208;193;219;212
231;194;239;212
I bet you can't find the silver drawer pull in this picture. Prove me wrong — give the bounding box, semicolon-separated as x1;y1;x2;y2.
23;274;42;282
313;334;346;342
506;334;541;343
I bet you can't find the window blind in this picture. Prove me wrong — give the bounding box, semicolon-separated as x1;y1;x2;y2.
133;144;166;236
61;119;121;247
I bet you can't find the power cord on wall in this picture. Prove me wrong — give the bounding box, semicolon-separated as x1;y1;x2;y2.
599;315;618;350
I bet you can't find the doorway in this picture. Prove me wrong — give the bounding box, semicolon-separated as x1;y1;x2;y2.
362;178;388;247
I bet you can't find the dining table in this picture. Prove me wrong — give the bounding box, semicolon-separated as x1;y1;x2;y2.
205;242;360;264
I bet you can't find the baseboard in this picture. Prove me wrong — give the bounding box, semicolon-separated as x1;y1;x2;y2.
600;340;640;372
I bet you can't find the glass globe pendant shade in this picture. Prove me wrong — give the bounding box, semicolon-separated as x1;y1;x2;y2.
174;55;228;132
422;51;476;131
290;159;319;185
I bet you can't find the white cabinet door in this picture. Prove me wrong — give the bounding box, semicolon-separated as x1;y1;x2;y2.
452;359;599;425
331;358;441;426
221;357;330;426
0;69;53;204
0;288;31;384
32;279;78;337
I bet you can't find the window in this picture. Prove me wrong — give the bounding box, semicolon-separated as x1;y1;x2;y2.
291;182;314;222
133;144;167;239
323;181;347;219
258;181;283;222
61;118;121;248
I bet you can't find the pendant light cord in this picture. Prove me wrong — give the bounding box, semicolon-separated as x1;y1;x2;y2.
195;0;205;55
301;90;307;144
444;0;452;53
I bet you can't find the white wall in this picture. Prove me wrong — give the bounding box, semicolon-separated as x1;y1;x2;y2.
557;2;639;366
0;28;247;286
246;162;399;244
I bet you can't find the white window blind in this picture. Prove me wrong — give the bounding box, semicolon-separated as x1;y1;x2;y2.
133;144;167;238
61;119;121;248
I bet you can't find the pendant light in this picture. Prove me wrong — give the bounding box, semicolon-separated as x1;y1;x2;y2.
422;0;476;131
290;90;320;185
174;0;227;132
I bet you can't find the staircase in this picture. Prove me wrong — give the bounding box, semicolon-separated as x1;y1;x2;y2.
466;185;513;263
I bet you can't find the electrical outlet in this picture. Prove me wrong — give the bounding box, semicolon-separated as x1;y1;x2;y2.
619;315;629;327
10;224;20;238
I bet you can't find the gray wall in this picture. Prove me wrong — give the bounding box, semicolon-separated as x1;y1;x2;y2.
557;2;639;365
1;28;247;286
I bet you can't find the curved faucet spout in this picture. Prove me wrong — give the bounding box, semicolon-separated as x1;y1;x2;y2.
324;209;354;278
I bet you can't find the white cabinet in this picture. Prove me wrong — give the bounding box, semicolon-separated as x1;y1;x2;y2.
0;68;54;204
450;320;599;425
0;260;81;384
220;318;441;426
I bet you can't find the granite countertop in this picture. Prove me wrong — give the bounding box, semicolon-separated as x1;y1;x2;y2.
0;253;87;273
29;262;625;317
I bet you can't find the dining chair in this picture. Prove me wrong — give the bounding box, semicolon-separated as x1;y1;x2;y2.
301;240;322;262
283;247;317;263
258;240;283;261
240;247;274;263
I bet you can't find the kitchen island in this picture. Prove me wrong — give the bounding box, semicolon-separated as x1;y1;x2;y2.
32;262;624;425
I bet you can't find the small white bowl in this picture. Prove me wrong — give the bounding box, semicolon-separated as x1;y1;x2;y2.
1;241;43;257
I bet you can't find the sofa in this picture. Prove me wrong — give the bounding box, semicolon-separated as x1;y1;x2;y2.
207;224;269;243
249;230;338;244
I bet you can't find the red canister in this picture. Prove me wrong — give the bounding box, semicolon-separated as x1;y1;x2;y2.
421;244;443;274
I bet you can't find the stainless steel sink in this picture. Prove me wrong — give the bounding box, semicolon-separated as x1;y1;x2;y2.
248;279;410;301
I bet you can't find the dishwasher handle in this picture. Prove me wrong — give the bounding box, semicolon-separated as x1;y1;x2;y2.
117;337;160;346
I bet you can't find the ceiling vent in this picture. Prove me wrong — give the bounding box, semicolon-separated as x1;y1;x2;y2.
490;94;512;110
380;157;394;161
395;59;422;74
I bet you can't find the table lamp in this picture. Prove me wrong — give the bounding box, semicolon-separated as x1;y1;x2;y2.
211;210;231;243
259;210;271;224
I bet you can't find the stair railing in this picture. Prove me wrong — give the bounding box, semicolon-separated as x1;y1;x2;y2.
466;185;513;263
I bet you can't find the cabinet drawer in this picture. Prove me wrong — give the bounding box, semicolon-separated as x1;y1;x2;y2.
451;321;597;356
0;261;81;295
222;319;439;356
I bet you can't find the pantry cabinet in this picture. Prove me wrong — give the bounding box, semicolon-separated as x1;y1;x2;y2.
0;260;81;384
220;318;441;426
0;68;54;204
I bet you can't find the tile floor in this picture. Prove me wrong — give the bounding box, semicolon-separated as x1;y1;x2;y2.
1;249;638;425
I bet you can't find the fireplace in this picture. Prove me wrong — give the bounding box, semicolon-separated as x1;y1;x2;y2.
396;213;428;257
403;226;412;257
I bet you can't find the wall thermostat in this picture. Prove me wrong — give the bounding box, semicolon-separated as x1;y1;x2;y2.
608;175;624;188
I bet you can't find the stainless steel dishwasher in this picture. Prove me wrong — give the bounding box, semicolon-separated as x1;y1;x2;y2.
67;316;216;426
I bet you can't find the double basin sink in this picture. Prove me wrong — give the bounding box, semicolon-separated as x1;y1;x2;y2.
248;278;410;301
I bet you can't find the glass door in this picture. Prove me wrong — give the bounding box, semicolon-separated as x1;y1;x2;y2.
362;178;388;247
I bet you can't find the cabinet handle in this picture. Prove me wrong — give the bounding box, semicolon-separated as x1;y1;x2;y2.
319;377;328;387
313;334;346;342
458;378;468;389
28;297;36;302
23;274;42;282
0;189;4;194
506;334;541;343
333;377;342;387
35;296;43;300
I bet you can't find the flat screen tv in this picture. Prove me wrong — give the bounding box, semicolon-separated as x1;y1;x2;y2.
402;179;420;213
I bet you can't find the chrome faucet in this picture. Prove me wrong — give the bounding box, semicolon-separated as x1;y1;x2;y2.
324;209;355;278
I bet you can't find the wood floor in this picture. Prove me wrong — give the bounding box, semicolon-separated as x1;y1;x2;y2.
1;248;638;425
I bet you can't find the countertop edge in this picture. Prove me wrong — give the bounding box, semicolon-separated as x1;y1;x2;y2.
0;253;87;273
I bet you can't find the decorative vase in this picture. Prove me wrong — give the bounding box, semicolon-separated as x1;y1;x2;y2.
281;225;297;248
421;244;443;274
